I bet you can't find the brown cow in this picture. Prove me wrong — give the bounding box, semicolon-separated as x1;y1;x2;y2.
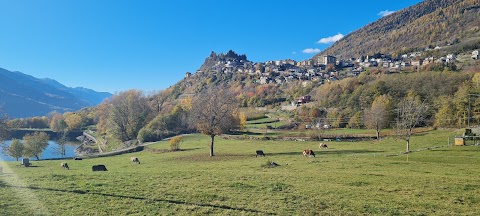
61;162;69;170
131;157;140;164
319;143;328;149
303;149;316;157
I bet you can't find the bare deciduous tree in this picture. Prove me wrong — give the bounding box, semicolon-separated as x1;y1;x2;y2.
147;89;171;115
191;87;239;156
55;129;69;158
395;93;428;153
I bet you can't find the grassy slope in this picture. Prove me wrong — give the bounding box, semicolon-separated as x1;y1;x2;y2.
1;130;480;215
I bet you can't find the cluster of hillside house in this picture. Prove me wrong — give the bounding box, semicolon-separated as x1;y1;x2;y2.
191;49;479;87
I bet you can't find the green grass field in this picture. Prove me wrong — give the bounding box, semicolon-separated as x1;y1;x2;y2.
1;130;480;215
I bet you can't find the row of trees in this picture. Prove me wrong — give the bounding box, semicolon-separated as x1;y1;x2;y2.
94;87;241;156
1;132;50;161
6;111;94;132
311;71;480;129
297;92;428;153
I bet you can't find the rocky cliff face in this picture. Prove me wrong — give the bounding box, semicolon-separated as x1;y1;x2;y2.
199;50;248;72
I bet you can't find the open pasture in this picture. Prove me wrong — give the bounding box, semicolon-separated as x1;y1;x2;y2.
1;130;480;215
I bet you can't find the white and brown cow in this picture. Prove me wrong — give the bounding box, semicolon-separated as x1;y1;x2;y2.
319;143;328;149
303;149;316;157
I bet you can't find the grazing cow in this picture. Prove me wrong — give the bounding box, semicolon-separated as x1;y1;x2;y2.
92;165;108;171
303;149;316;157
256;150;265;157
74;157;83;160
131;157;141;164
61;163;69;170
22;158;31;167
319;143;328;149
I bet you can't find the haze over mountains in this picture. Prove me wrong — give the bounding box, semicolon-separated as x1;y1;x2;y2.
0;67;111;118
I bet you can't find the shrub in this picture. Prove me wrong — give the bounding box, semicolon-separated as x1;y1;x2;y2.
137;128;161;143
169;136;182;151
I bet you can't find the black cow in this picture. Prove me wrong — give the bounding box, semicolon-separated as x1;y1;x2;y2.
256;150;265;157
92;165;108;171
74;157;83;160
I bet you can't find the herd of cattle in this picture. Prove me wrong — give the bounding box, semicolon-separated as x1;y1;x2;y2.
0;143;330;175
255;142;328;158
59;157;140;172
56;143;328;171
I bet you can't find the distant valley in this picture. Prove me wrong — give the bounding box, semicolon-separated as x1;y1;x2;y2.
0;67;112;118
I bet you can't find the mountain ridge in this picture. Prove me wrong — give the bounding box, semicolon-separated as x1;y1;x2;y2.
0;67;112;118
314;0;480;61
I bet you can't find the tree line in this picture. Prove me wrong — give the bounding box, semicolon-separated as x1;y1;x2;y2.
94;87;241;156
1;131;50;161
309;71;478;129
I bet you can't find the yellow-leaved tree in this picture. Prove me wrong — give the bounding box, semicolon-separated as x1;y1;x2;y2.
364;94;393;140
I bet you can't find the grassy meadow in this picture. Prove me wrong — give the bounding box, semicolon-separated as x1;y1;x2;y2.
1;129;480;215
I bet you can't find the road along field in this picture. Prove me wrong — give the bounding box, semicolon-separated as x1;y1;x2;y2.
1;130;480;215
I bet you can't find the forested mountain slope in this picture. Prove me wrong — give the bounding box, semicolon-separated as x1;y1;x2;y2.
314;0;480;60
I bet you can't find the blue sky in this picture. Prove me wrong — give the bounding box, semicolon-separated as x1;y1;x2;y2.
0;0;422;93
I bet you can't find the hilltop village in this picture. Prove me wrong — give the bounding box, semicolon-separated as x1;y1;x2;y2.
190;49;479;87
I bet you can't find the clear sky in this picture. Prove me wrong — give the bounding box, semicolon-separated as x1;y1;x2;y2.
0;0;423;93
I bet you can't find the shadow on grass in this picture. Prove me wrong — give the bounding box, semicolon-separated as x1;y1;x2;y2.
147;147;202;154
0;181;273;215
268;149;384;156
320;149;384;155
227;131;263;136
174;153;253;162
16;165;42;168
176;149;387;159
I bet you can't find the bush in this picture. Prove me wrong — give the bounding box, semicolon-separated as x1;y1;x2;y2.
169;136;182;151
137;128;161;143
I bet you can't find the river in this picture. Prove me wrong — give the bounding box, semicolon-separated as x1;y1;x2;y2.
0;140;80;161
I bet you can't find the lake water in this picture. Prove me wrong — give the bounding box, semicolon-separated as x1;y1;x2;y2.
0;140;80;161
